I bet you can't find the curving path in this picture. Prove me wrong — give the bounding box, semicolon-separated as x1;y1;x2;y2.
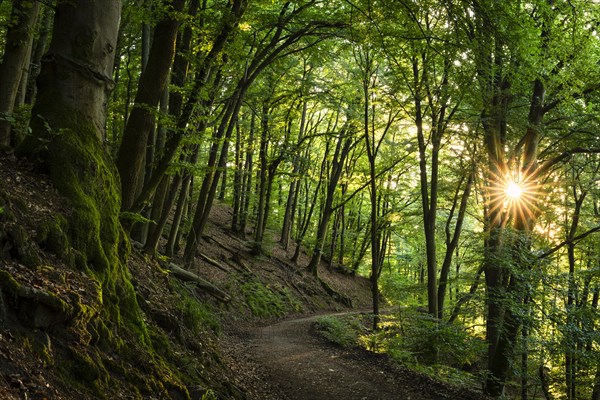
245;312;485;400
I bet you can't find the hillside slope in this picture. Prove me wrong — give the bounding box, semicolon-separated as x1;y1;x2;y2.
0;154;372;399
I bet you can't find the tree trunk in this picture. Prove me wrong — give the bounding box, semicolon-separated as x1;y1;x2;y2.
239;112;256;236
254;102;271;251
127;0;247;214
24;5;54;106
166;164;194;257
183;88;247;265
0;0;41;148
307;127;353;275
116;0;185;211
292;144;326;263
143;87;170;241
280;100;306;248
565;189;586;400
438;171;473;319
20;0;122;265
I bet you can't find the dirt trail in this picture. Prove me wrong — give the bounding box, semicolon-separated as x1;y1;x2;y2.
243;312;485;400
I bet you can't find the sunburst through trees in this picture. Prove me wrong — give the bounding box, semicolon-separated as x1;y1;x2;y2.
488;167;540;228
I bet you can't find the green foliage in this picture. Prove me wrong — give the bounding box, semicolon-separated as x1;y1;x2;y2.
8;104;33;143
201;389;218;400
313;315;366;347
363;311;485;368
241;280;284;318
178;294;221;335
241;280;302;318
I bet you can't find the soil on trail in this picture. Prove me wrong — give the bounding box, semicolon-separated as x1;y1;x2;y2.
235;312;487;400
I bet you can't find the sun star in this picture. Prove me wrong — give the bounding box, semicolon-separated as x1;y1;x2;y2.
506;182;523;199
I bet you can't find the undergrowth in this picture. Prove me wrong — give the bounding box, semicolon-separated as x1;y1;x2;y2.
314;314;367;347
174;281;221;334
241;280;302;318
314;310;486;389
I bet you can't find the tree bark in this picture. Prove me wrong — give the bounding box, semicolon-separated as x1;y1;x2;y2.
280;101;307;248
238;112;256;237
565;187;586;400
254;102;271;250
127;0;246;214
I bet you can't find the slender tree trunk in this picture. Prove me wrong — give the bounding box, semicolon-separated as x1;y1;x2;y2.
292;144;326;263
0;0;41;148
144;174;182;253
166;163;195;257
565;190;586;400
144;87;170;240
116;0;185;211
438;171;473;319
413;55;441;318
239;112;256;237
281;100;307;248
128;0;246;214
307;127;353;275
183;88;247;265
254;102;271;250
232;121;243;232
25;5;53;106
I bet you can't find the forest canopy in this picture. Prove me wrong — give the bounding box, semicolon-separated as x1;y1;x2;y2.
0;0;599;398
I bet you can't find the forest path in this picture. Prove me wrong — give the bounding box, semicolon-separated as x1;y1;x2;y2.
241;311;479;400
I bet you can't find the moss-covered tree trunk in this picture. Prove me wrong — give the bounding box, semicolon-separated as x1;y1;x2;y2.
17;0;146;341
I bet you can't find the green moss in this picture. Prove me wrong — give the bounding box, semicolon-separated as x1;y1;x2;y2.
172;280;221;335
19;98;148;346
0;269;21;295
63;346;109;397
36;215;70;261
33;335;54;367
241;280;286;318
149;327;171;357
5;223;42;267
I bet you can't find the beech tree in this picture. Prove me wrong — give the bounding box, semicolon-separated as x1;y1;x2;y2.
16;0;149;344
